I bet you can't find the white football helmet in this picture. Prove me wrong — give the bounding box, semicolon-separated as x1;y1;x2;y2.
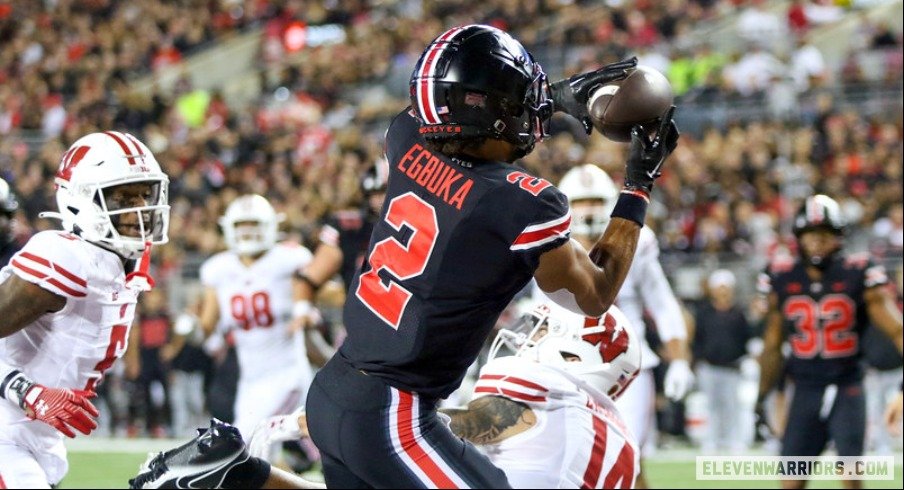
219;194;284;256
558;164;618;237
491;303;641;400
44;131;170;259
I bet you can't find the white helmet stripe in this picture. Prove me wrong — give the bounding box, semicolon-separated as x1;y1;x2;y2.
417;26;467;125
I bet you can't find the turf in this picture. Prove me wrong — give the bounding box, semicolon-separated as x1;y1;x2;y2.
60;451;903;489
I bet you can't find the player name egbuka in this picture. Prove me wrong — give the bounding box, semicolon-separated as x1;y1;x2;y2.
397;143;474;210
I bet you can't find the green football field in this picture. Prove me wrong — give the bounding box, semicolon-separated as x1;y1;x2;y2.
59;447;904;489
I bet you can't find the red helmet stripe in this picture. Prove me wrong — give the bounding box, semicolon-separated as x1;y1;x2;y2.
123;133;146;159
417;26;466;125
104;131;138;166
807;197;825;224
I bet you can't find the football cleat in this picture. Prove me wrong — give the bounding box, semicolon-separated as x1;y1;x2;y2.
129;419;249;489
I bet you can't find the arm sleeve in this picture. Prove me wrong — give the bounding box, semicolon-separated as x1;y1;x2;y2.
636;233;687;342
508;185;572;271
8;232;89;299
756;270;774;296
318;217;341;248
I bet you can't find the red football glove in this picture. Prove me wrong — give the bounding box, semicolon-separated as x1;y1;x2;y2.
22;385;99;438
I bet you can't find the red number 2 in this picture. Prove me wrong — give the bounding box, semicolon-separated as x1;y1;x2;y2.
229;291;274;330
785;294;857;359
85;324;129;392
356;192;439;329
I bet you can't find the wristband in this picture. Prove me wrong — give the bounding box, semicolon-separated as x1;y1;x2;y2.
610;188;650;226
0;370;36;408
292;300;313;320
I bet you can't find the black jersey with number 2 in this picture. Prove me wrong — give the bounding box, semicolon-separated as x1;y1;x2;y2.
338;110;571;399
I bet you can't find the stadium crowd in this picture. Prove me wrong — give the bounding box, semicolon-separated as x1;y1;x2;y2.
0;0;901;441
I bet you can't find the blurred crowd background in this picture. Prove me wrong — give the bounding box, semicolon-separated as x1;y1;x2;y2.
0;0;901;452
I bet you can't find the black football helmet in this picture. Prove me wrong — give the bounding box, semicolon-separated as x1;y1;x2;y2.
793;194;845;268
792;194;846;237
409;24;553;158
360;157;389;196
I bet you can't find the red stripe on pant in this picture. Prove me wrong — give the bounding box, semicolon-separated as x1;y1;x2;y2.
396;391;459;488
0;472;7;489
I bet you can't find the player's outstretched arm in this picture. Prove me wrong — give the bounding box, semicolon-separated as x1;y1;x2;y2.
535;110;679;317
0;274;66;339
864;285;904;354
440;396;536;446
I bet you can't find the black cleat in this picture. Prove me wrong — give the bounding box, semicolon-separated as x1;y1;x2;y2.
129;419;248;489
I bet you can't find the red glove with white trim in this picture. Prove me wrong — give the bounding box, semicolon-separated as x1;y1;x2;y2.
2;370;99;438
22;385;99;438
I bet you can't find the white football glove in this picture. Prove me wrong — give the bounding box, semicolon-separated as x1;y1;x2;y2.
247;406;307;459
664;359;695;401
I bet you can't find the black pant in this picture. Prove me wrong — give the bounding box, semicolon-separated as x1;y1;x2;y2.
782;381;866;457
306;356;511;489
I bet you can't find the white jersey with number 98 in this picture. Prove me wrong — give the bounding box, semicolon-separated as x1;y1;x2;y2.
199;243;313;382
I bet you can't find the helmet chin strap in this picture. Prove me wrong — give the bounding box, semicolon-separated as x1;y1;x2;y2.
125;242;155;291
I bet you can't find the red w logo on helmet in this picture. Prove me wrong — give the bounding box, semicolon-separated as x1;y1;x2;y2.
57;146;90;182
582;313;630;362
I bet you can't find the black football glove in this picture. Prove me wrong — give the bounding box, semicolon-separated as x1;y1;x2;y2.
754;399;774;440
624;105;679;193
548;57;638;134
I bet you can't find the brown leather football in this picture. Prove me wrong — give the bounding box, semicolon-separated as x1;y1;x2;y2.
587;65;674;143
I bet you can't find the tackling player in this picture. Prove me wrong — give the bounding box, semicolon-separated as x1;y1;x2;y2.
0;131;169;488
757;195;903;490
131;303;642;489
548;164;693;487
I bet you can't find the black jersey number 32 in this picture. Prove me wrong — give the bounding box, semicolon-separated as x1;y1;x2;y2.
785;294;857;359
355;192;439;329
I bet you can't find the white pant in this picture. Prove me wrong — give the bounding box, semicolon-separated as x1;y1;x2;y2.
697;362;748;452
865;367;904;454
615;368;656;454
0;442;52;489
233;372;307;437
0;408;68;487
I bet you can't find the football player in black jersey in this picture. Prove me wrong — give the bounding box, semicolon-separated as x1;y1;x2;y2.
293;160;389;365
300;159;388;294
128;24;679;490
757;195;903;490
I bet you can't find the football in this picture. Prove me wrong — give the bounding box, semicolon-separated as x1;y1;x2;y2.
587;65;674;143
